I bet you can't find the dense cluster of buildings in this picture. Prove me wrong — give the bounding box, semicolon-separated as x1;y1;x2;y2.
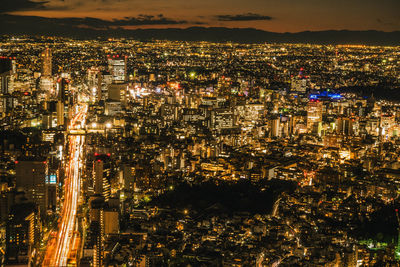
0;36;400;266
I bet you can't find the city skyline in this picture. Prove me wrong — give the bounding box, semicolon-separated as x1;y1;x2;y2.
1;35;400;266
1;1;400;266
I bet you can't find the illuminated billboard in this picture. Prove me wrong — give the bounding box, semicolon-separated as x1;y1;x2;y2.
46;174;57;184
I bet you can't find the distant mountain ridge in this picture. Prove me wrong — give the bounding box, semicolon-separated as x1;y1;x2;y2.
125;27;400;45
1;13;399;45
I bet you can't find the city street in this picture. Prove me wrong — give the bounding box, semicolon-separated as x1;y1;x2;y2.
43;105;87;266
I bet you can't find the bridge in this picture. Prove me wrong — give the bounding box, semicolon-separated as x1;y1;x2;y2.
68;129;86;135
68;129;106;135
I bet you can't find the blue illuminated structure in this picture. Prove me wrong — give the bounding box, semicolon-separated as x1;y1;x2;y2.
309;91;342;100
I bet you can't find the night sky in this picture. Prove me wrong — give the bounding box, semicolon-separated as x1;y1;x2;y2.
1;0;400;33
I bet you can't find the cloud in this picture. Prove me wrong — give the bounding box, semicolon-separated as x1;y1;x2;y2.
0;0;49;13
0;14;188;30
216;13;273;22
45;14;188;28
376;18;399;27
112;14;187;26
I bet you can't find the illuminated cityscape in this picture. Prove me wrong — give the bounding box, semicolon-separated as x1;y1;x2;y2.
1;0;400;266
0;37;399;266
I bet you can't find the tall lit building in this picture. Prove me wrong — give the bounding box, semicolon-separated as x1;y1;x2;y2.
291;68;309;93
307;99;323;135
6;202;40;265
104;208;119;235
42;48;52;77
0;57;14;116
380;114;395;138
40;48;54;100
271;117;281;137
56;100;65;127
57;78;71;105
56;78;70;127
88;195;105;267
15;157;49;214
291;76;308;93
107;83;126;102
336;117;354;136
93;154;112;201
211;108;235;130
88;67;102;102
107;55;127;83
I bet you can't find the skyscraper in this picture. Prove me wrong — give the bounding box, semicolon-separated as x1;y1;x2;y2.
56;78;70;127
56;100;65;127
42;47;52;77
291;68;309;93
89;196;105;267
336;117;354;136
6;202;40;265
88;67;102;102
57;78;70;105
107;55;127;83
93;154;111;201
40;48;54;100
0;57;14;116
271;117;281;137
15;157;49;214
307;99;323;135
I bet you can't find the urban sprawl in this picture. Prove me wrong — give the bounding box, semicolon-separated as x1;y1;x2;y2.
1;37;400;266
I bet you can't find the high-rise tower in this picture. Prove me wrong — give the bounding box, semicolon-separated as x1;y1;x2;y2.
93;154;111;201
40;48;54;100
88;67;102;102
42;48;52;77
0;57;13;116
15;157;49;214
307;99;323;135
107;55;127;83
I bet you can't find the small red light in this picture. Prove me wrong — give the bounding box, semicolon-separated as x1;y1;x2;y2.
97;159;101;162
15;161;19;164
94;153;99;156
107;153;111;156
24;92;29;95
396;209;398;212
43;161;47;164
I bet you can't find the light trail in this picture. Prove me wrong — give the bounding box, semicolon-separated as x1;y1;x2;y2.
43;104;87;266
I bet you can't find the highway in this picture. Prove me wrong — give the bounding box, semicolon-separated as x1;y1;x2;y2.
43;104;87;266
